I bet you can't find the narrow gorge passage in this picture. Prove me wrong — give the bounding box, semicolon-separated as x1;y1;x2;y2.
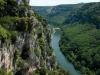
51;30;81;75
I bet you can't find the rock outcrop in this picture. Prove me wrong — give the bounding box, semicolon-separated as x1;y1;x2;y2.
16;0;30;5
0;0;68;75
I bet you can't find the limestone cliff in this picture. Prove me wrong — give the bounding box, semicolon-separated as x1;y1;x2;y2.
0;0;68;75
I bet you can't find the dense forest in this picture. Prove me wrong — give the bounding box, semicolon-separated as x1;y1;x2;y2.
64;2;100;29
60;23;100;75
33;2;100;75
33;2;100;28
33;3;84;26
59;3;100;75
0;0;100;75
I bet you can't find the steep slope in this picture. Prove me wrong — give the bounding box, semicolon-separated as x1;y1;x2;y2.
32;2;100;27
32;2;100;75
64;2;100;28
0;0;68;75
32;6;53;17
59;2;100;75
60;23;100;75
32;3;84;26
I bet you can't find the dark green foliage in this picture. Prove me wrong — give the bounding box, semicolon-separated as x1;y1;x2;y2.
21;43;30;60
0;0;19;16
5;0;18;16
33;2;100;28
64;2;100;29
18;0;29;17
0;25;11;39
0;69;13;75
32;3;84;26
0;0;30;17
33;2;100;75
18;5;29;17
0;0;6;17
0;16;17;30
60;23;100;75
33;12;48;27
15;17;36;33
32;67;69;75
15;17;28;32
0;16;18;44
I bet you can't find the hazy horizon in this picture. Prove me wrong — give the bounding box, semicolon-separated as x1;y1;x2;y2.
30;0;100;6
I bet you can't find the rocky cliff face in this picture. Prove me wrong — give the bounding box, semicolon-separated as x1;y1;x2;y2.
0;16;54;75
0;0;68;75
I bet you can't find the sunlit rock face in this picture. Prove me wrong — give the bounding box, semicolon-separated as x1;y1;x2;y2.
0;44;15;72
0;0;59;75
0;16;53;75
16;0;30;5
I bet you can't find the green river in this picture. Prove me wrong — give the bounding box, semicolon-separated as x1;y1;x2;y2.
51;30;81;75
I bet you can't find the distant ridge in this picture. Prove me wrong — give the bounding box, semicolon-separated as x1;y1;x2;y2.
32;2;100;27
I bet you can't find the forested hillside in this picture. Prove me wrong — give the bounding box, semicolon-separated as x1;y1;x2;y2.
60;23;100;75
59;2;100;75
64;2;100;29
32;3;84;26
33;2;100;27
33;2;100;75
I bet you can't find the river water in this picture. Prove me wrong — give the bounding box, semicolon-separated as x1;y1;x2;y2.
51;30;81;75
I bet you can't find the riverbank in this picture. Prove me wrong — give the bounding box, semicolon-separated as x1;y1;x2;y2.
59;24;100;75
51;30;81;75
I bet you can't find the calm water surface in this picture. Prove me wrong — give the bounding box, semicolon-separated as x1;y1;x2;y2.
51;30;81;75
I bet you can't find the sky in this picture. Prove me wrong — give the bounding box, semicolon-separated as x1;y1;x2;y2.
30;0;100;6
